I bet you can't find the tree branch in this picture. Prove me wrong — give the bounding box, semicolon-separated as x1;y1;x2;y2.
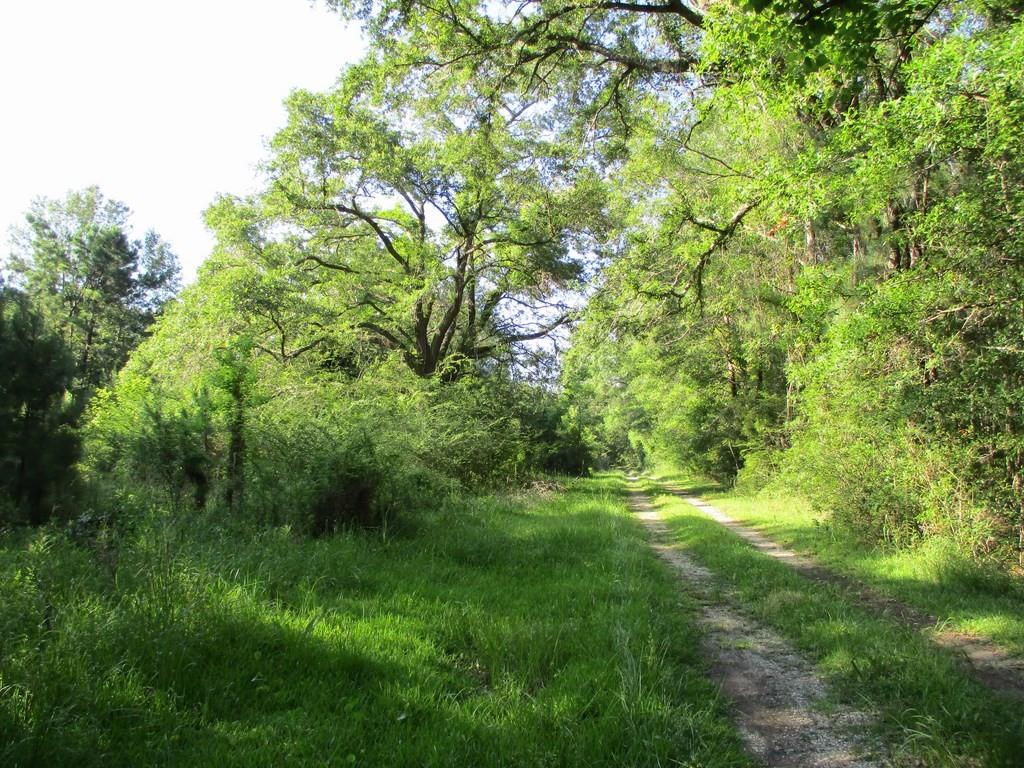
296;255;359;273
327;201;412;272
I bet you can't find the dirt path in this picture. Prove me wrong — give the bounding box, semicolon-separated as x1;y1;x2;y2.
660;483;1024;700
628;488;888;768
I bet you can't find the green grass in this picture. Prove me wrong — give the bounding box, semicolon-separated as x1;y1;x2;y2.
651;467;1024;657
639;476;1024;768
0;474;751;768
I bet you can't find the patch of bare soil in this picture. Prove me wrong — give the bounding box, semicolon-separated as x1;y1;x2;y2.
629;490;888;768
664;486;1024;700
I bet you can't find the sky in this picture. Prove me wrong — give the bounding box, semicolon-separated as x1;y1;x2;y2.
0;0;365;282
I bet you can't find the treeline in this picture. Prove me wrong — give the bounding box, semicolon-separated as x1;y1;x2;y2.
1;63;599;533
553;1;1024;566
82;60;600;534
1;184;591;534
3;1;1022;570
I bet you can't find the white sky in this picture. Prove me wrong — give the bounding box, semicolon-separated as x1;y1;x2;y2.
0;0;364;282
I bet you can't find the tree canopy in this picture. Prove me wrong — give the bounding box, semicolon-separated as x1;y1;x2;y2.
204;64;607;378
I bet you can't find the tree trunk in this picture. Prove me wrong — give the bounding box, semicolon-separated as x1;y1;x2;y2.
804;219;817;265
884;202;908;271
465;257;477;358
78;312;97;388
226;377;245;512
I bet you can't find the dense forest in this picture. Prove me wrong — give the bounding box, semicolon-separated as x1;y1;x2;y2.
2;1;1023;766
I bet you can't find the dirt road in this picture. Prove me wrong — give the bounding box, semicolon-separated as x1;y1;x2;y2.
628;488;888;768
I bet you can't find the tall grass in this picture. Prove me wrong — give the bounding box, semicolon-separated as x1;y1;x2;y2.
1;475;750;768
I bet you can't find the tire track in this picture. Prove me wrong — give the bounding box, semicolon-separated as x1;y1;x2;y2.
628;488;888;768
660;483;1024;700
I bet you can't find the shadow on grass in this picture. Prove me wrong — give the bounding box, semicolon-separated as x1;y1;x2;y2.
668;482;722;498
179;497;635;612
646;469;723;497
3;474;755;768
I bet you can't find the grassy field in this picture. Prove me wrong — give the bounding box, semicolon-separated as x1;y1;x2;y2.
0;474;751;768
640;476;1024;768
650;468;1024;657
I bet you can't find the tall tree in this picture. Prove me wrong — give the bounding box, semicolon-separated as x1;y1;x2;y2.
205;63;606;378
4;187;181;393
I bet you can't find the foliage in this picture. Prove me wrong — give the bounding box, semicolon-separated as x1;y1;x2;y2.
81;254;592;535
0;287;79;525
204;62;605;379
562;4;1024;567
3;187;180;395
326;0;708;144
4;0;1024;761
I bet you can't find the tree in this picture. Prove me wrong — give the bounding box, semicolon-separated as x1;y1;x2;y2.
3;187;181;394
205;63;606;378
0;286;79;524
